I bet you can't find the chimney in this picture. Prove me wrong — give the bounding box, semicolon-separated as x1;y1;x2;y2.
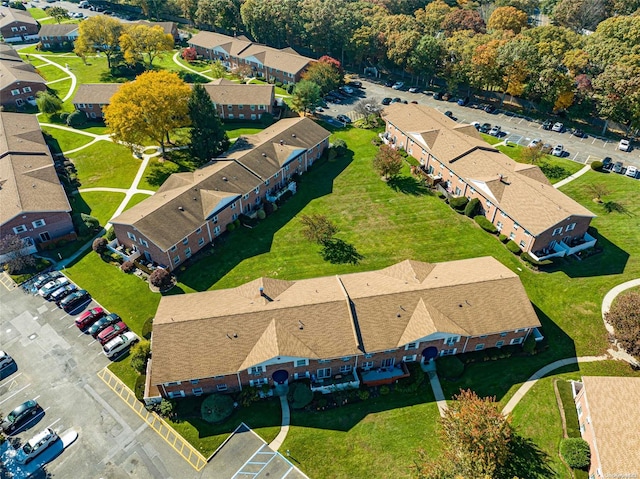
262;153;267;157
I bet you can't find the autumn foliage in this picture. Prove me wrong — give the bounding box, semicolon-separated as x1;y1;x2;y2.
606;291;640;360
373;145;403;180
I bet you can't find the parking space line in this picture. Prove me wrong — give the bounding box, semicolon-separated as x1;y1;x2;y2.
0;383;31;405
47;417;61;429
97;368;207;471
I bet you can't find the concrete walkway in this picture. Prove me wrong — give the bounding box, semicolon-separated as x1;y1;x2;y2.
502;355;608;415
76;187;156;196
172;51;214;81
31;54;77;102
553;164;591;188
428;371;448;417
268;395;291;451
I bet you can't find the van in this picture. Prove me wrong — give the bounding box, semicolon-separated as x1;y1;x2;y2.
79;0;89;7
103;331;139;359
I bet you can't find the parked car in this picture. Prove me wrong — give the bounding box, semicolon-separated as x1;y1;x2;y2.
381;97;392;105
15;428;58;464
38;277;69;298
348;80;362;88
33;271;62;290
89;313;122;338
336;114;352;124
0;351;13;370
391;97;401;103
98;321;129;345
552;144;564;157
384;80;395;87
391;81;404;90
75;307;105;330
1;400;39;433
340;86;354;94
103;331;140;359
551;122;564;132
442;92;452;101
479;123;491;133
613;161;624;174
432;92;442;100
71;11;83;18
626;165;638;178
542;120;553;130
618;139;631;151
60;289;90;313
444;111;454;118
483;104;495;113
457;96;470;106
471;121;481;130
408;86;421;93
49;284;77;304
571;128;587;138
314;106;324;113
541;143;553;154
602;157;612;170
527;138;542;148
489;125;501;136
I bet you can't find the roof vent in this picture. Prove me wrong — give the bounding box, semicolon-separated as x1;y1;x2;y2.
292;133;296;138
193;197;197;201
279;139;284;145
178;206;184;211
222;176;228;181
262;153;267;157
298;320;304;330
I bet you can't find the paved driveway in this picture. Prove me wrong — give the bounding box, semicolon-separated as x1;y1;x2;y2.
0;280;211;478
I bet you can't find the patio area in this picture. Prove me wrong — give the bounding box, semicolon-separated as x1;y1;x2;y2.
359;362;411;387
311;371;360;394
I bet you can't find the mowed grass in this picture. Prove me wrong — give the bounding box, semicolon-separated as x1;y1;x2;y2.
71;191;125;226
71;141;139;188
27;8;49;20
224;122;265;139
36;64;71;83
123;193;153;211
139;156;191;192
511;360;640;479
41;126;94;153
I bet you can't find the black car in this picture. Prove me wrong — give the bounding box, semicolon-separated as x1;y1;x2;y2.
602;157;613;170
89;313;122;338
444;111;454;118
479;123;491;133
384;80;395;87
60;289;90;313
348;81;362;88
483;104;495;113
571;128;587;138
542;120;553;130
432;92;443;100
1;400;39;433
381;97;392;105
391;97;401;103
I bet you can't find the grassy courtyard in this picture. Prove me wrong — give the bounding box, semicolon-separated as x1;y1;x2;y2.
70;141;140;188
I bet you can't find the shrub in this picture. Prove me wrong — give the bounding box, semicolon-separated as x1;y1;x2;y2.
234;219;241;227
379;385;390;395
560;438;591;469
256;209;266;220
121;261;136;273
287;383;313;409
92;237;108;254
474;215;498;234
358;389;370;401
82;213;100;231
149;268;173;289
158;399;176;418
437;355;465;379
142;317;153;340
498;233;508;243
106;228;116;241
130;340;151;374
226;222;236;232
590;160;603;171
275;81;283;88
238;386;260;407
605;291;640;359
449;196;469;211
464;198;480;217
134;374;146;401
66;110;87;127
522;335;537;355
264;201;275;215
59;112;69;123
436;192;445;199
506;240;521;255
201;394;234;423
260;113;274;126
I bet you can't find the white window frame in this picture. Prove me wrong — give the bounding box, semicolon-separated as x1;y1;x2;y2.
127;232;136;241
402;354;417;362
295;359;308;367
13;225;27;234
170;245;177;252
317;368;331;379
510;337;524;345
552;227;563;236
405;342;418;350
182;237;189;245
495;340;504;348
566;222;576;232
139;238;149;247
192;387;203;396
173;255;180;264
198;237;205;246
339;364;352;373
216;384;228;391
475;343;485;351
362;361;374;370
23;87;32;93
249;365;265;375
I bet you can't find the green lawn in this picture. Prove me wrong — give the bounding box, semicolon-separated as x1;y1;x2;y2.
511;360;640;479
27;8;49;20
36;64;71;83
46;79;74;107
496;142;584;184
139;156;191;192
248;78;290;96
70;141;140;189
123;193;153;211
224;122;265;139
42;126;94;154
71;191;125;226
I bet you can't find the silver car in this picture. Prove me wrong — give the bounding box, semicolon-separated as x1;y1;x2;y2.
15;427;58;464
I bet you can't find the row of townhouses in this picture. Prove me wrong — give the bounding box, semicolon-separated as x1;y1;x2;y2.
0;43;46;109
381;103;597;261
145;256;543;400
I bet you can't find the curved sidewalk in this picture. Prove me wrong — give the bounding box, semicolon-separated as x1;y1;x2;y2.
268;395;291;451
601;278;640;334
553;164;591;188
31;54;77;102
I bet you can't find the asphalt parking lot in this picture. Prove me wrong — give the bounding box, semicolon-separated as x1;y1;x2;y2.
321;79;640;173
0;278;211;479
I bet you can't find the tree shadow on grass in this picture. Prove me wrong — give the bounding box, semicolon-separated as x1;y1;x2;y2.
321;238;363;265
144;158;192;188
387;175;432;196
503;434;555;479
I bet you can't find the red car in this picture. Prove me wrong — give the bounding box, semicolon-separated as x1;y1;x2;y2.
97;321;128;345
75;307;105;330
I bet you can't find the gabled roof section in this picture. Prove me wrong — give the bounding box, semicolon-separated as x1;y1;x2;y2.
235;277;296;303
0;6;37;28
0;60;46;90
0;43;22;62
38;23;78;37
378;259;435;284
72;83;121;105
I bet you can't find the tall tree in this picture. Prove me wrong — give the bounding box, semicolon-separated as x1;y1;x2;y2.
74;16;123;68
48;6;70;24
104;71;192;154
35;91;63;115
302;59;342;94
300;0;360;61
415;0;452;36
0;235;36;274
195;0;242;33
488;6;529;34
187;84;230;165
290;80;322;114
176;0;198;24
552;0;607;32
119;24;174;68
408;35;443;85
592;62;640;131
605;291;640;360
240;0;303;48
373;145;403;180
441;9;486;36
300;214;338;244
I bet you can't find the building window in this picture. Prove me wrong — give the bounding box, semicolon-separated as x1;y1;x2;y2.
238;104;243;109
552;227;563;236
497;221;503;231
227;105;233;110
23;87;32;93
455;187;461;196
495;340;504;348
217;384;228;391
381;358;395;368
566;223;576;232
185;248;191;257
486;200;492;208
168;390;185;398
444;336;459;346
195;227;202;234
212;215;218;224
475;344;485;351
317;368;331;379
243;193;250;200
577;404;582;417
40;232;51;242
198;237;205;246
340;364;352;373
295;359;308;367
510;337;524;345
362;361;374;370
364;353;374;359
250;366;265;375
405;343;417;350
500;332;507;337
214;226;221;235
170;245;177;252
514;223;519;230
190;379;199;385
318;359;331;364
140;239;149;247
231;202;237;209
440;348;456;356
251;105;256;111
11;27;18;32
509;232;516;240
254;187;259;194
402;354;417;362
182;238;189;245
127;232;136;241
192;388;203;395
519;240;526;248
501;211;507;218
173;256;180;264
166;381;182;386
13;225;27;234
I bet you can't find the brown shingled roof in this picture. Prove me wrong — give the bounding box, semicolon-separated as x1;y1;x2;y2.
150;257;540;384
580;376;640;475
0;6;37;29
72;84;122;106
202;82;274;108
0;60;45;91
38;23;78;38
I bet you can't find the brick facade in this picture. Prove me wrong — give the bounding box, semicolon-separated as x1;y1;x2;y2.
1;80;46;109
1;211;75;246
75;102;107;120
218;103;272;121
0;19;38;41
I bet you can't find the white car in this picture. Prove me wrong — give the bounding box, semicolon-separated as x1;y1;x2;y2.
528;138;542;148
340;86;354;94
552;144;564;157
0;351;13;370
391;81;404;90
489;125;501;137
15;428;58;464
552;122;564;132
625;165;638;178
618;139;631;151
103;331;140;359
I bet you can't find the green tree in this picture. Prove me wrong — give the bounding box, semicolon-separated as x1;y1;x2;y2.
104;71;192;155
74;16;123;68
48;6;70;24
552;0;607;32
441;9;486;36
195;0;242;33
592;62;640;131
130;340;151;374
119;24;174;68
301;58;342;94
176;0;198;24
290;80;321;114
408;35;443;85
35;91;63;115
488;6;529;34
415;0;452;36
373;145;403;180
300;214;338;244
300;0;361;61
188;83;230;165
240;0;303;48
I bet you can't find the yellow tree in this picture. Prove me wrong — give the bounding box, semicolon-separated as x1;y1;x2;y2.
120;24;174;68
104;71;191;155
74;16;123;68
488;6;529;34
